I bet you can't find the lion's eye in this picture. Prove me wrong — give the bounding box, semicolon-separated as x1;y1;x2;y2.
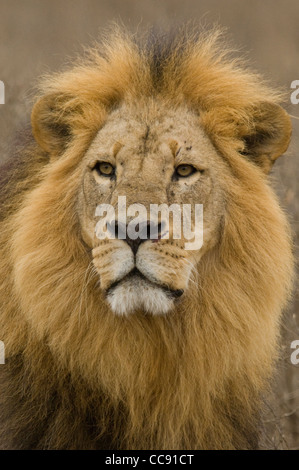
94;162;115;177
175;164;196;178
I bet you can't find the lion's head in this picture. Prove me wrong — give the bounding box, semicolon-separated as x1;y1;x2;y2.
0;28;294;449
28;30;292;320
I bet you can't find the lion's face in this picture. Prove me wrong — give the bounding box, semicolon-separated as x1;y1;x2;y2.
77;101;226;315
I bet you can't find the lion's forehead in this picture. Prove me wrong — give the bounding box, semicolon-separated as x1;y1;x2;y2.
86;102;215;168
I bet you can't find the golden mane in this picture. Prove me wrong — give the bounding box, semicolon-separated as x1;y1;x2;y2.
0;27;293;449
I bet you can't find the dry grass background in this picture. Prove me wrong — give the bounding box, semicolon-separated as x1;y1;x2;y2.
0;0;298;449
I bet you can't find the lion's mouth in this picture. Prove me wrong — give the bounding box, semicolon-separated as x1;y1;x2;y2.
106;267;184;299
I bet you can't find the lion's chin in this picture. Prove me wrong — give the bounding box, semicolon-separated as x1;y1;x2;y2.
106;269;184;316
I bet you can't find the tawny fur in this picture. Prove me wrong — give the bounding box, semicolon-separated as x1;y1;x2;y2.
0;27;294;449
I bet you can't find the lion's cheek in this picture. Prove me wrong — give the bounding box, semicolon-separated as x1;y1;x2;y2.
93;245;134;290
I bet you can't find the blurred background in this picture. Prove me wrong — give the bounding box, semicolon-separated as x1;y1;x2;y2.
0;0;298;449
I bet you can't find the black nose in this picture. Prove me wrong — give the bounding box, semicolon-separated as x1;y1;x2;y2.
108;220;164;255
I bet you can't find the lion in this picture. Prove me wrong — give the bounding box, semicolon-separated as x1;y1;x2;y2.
0;27;294;450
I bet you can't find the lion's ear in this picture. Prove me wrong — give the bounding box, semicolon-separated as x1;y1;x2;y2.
31;93;73;156
240;102;292;173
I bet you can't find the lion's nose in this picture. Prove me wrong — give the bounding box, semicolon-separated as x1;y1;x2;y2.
107;220;164;255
